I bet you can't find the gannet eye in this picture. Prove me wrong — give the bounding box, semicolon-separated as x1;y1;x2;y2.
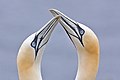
31;35;38;48
76;23;85;36
79;29;84;35
31;41;36;48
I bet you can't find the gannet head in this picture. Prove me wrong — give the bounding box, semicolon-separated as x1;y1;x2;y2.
50;9;100;80
49;9;99;54
17;16;60;79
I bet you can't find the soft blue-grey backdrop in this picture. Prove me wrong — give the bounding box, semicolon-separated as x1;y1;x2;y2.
0;0;119;80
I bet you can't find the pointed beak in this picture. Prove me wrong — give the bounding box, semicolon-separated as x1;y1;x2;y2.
49;9;79;37
49;9;85;47
31;15;60;58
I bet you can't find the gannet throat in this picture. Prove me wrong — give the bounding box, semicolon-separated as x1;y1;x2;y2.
50;9;100;80
17;16;60;80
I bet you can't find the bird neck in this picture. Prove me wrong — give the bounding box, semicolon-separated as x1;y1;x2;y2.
17;51;43;80
75;48;99;80
18;62;42;80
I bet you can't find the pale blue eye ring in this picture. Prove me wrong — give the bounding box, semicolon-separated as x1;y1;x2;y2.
79;29;84;35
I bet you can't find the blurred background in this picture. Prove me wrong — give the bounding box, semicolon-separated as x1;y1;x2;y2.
0;0;120;80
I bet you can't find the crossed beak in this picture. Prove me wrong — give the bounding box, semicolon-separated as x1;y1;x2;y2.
49;9;85;47
49;9;80;38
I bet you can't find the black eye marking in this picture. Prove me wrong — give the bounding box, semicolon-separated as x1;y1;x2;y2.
31;34;44;59
31;35;38;48
61;23;76;48
79;29;84;35
75;23;85;35
61;17;79;38
30;21;54;59
61;16;85;47
76;23;85;47
31;34;39;59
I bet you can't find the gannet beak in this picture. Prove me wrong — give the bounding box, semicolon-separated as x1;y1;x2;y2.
49;9;85;47
49;9;79;36
31;15;60;58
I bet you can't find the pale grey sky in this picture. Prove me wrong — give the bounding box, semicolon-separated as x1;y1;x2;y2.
0;0;120;80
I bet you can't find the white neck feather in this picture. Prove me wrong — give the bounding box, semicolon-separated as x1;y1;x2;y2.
75;48;99;80
17;42;44;80
17;54;43;80
18;62;42;80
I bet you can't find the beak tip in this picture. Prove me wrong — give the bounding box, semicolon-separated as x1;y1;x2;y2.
49;8;56;12
55;15;61;20
49;8;59;16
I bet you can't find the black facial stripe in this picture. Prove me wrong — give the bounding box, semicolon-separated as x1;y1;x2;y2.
68;32;79;39
61;23;76;47
31;34;39;59
61;17;85;47
76;23;85;47
61;17;79;37
53;11;84;47
79;37;84;47
53;11;59;15
31;35;38;48
37;19;56;49
39;39;49;49
76;23;85;36
37;18;55;36
62;15;76;25
31;34;47;59
31;19;57;59
42;19;56;38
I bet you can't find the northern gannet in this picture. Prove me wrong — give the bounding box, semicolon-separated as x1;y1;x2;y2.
50;9;100;80
17;16;60;80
